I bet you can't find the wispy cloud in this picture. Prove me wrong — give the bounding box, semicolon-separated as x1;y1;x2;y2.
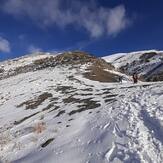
2;0;131;38
107;5;130;36
28;45;42;53
0;36;11;53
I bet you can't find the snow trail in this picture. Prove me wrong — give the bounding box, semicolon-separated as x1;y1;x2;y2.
115;84;163;163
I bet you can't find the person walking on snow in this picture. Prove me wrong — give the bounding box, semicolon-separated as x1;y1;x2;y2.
132;73;138;84
118;75;123;83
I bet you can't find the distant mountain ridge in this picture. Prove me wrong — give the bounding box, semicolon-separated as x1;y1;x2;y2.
1;50;163;82
103;50;163;81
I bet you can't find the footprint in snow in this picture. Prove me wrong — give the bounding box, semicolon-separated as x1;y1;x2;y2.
113;123;124;138
105;142;118;162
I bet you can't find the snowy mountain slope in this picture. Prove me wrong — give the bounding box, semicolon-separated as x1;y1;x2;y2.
0;52;163;163
0;52;56;71
103;50;163;81
102;53;126;63
0;52;58;80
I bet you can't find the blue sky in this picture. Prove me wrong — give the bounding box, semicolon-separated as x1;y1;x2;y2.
0;0;163;61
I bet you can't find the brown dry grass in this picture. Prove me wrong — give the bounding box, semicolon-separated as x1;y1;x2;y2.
34;122;46;134
17;92;53;109
84;65;118;82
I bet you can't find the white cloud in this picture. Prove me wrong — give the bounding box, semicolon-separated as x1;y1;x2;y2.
0;37;11;53
28;45;42;53
107;5;129;36
2;0;131;38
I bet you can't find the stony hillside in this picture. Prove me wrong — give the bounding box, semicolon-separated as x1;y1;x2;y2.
0;51;118;82
103;50;163;81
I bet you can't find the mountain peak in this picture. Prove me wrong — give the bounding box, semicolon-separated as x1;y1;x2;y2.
54;51;96;64
0;51;119;83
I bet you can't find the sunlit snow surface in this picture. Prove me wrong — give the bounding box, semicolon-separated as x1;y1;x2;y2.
0;56;163;163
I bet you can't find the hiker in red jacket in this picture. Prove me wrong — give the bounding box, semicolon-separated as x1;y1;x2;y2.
133;73;138;83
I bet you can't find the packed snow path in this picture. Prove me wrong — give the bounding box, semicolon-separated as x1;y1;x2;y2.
110;83;163;163
0;66;163;163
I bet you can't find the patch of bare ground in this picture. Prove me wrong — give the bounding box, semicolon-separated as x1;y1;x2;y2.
83;65;118;82
147;72;163;82
102;88;115;91
14;93;25;98
80;88;93;92
68;75;83;84
141;85;151;88
139;52;158;63
29;79;38;83
102;91;118;103
0;96;4;100
63;96;79;104
48;106;60;113
68;99;101;115
102;90;112;94
99;88;115;95
49;97;59;103
83;84;94;88
95;93;102;95
55;110;65;117
63;96;95;105
103;94;118;99
17;92;53;109
76;93;93;96
41;138;54;148
68;118;74;121
104;98;117;103
14;111;40;125
42;103;54;111
56;86;77;94
0;68;4;73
